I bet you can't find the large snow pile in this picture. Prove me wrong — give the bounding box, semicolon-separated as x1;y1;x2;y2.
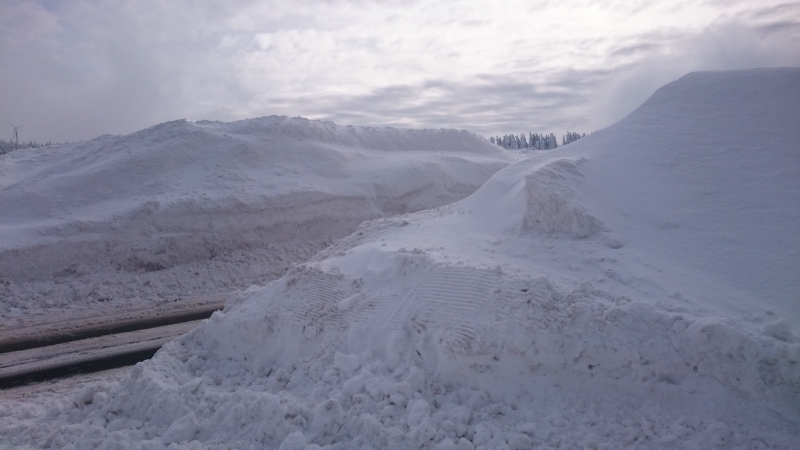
0;117;514;321
2;68;799;449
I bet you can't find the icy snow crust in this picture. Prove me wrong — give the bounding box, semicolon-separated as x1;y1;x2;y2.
0;117;514;322
2;69;799;449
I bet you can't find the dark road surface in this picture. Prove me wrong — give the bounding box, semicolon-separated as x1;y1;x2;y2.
0;294;227;388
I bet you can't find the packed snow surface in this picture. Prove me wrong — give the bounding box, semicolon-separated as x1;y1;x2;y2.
2;68;799;449
0;117;514;323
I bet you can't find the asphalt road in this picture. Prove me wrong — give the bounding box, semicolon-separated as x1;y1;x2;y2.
0;294;227;388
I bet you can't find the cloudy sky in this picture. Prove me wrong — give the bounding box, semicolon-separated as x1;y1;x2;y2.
1;0;799;143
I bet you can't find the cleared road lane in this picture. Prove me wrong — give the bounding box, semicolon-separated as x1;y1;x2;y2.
0;320;204;388
0;293;228;388
0;293;227;354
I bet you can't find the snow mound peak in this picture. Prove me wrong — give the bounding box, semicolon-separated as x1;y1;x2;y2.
464;156;606;238
521;158;604;238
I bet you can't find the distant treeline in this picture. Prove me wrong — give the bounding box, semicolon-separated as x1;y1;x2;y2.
0;139;71;155
489;131;587;150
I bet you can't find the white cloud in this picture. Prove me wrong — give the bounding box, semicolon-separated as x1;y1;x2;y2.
1;0;797;142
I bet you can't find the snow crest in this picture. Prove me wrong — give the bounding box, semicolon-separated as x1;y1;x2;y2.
522;158;604;237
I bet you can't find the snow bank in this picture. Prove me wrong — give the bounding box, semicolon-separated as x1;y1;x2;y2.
2;69;799;448
0;117;514;320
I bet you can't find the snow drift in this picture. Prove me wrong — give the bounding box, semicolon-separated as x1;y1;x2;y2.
0;117;514;319
2;69;799;449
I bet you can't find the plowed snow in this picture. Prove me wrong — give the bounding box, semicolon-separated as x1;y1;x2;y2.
0;117;515;324
1;69;798;449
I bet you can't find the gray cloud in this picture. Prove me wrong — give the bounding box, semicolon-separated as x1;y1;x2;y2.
757;20;800;34
253;68;614;137
610;43;661;57
589;18;800;130
733;1;800;20
1;0;798;143
1;2;180;141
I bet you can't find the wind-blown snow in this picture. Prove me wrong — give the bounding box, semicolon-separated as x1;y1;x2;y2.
2;69;799;449
0;117;514;322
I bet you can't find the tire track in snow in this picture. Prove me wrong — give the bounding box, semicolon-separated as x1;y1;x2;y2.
414;267;500;350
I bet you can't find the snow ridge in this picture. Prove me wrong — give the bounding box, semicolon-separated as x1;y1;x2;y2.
0;117;514;320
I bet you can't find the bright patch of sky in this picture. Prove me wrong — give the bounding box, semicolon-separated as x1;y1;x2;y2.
1;0;798;142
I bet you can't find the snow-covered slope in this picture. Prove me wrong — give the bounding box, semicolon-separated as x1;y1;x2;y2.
2;69;798;448
0;117;514;319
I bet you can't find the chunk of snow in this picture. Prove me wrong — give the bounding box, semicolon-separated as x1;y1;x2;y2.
161;412;198;445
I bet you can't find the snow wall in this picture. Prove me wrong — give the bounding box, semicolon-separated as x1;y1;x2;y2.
0;117;514;316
